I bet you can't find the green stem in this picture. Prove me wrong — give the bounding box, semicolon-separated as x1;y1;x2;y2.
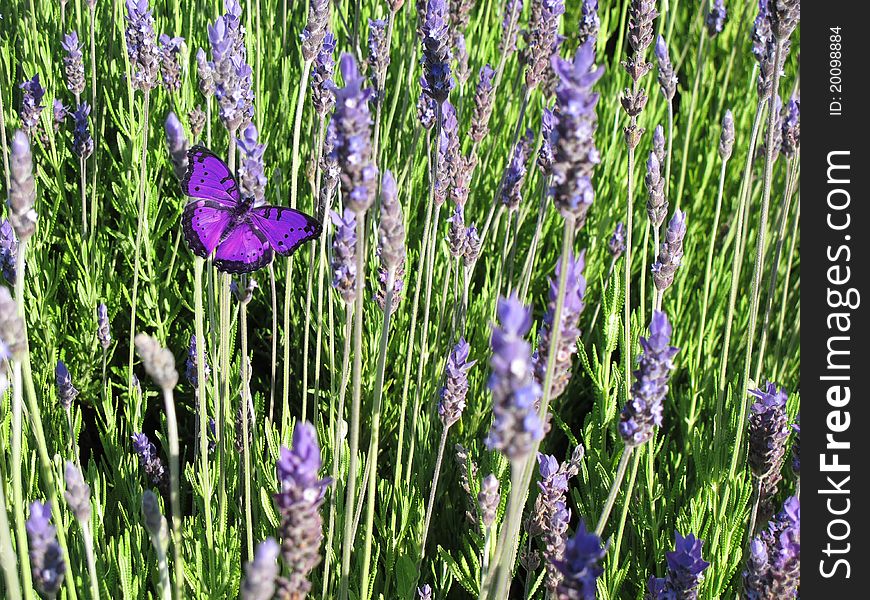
595;446;634;536
81;522;101;600
732;40;785;479
419;426;449;560
0;471;22;600
360;274;397;596
674;29;707;210
128;90;151;396
339;210;368;600
193;259;214;555
610;450;641;568
269;263;277;421
162;388;183;599
240;297;254;561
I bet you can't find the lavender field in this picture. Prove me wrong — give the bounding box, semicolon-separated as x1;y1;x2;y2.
0;0;800;598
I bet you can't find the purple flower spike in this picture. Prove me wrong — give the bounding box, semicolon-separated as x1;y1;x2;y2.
648;532;710;599
454;33;470;86
532;448;583;594
301;0;330;62
748;382;791;519
550;41;603;226
501;129;533;211
553;520;606;599
463;222;481;267
131;432;168;489
485;294;544;462
478;473;500;528
421;0;454;103
523;0;566;89
645;152;667;229
368;19;391;96
334;53;377;214
377;170;406;311
208;1;255;131
500;0;523;54
780;95;800;158
751;0;772;63
275;422;330;597
743;496;800;598
158;34;184;93
447;204;466;258
619;311;679;447
470;65;495;143
311;32;337;117
706;0;727;37
654;36;677;101
417;93;437;130
651;210;687;292
538;107;558;175
791;413;800;475
63;461;92;523
330;209;357;304
125;0;160;91
62;32;86;97
418;584;433;600
0;220;18;283
237;123;268;205
240;538;280;600
578;0;601;47
608;222;626;259
164;112;189;181
72;103;94;159
653;124;665;164
434;101;459;206
18;75;46;135
55;360;79;410
628;0;658;54
27;501;66;597
438;337;475;428
54;100;70;133
8;130;38;240
185;334;210;388
534;252;587;402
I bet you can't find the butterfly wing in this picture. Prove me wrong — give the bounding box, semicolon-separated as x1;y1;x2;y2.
213;221;274;274
181;146;241;207
249;205;322;257
182;200;234;258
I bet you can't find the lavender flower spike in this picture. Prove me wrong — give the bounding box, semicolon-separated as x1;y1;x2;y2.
54;100;70;133
743;496;800;598
769;0;800;41
240;538;280;600
189;106;206;141
654;36;677;101
159;34;184;92
478;474;500;529
523;0;566;89
125;0;160;91
534;252;587;401
62;32;86;97
748;382;790;517
18;75;46;135
56;360;79;410
165;112;190;181
485;294;544;462
237;123;268;205
368;19;390;96
185;334;210;387
608;223;626;259
418;584;433;600
311;32;337;117
553;519;606;599
0;221;18;283
619;311;679;446
301;0;330;62
131;432;168;488
501;130;533;211
434;101;460;206
653;124;665;165
648;532;710;600
195;48;215;98
791;413;800;475
719;109;735;161
645;152;667;229
421;0;454;103
135;333;179;390
73;103;94;159
780;95;800;158
538;107;557;175
334;54;377;214
438;338;474;428
8;130;38;240
27;501;66;597
500;0;523;54
63;461;92;523
550;41;604;226
463;223;481;267
274;422;330;597
470;65;495;143
651;210;687;292
578;0;601;47
208;2;255;131
97;303;111;349
447;205;466;258
706;0;727;37
378;169;405;274
628;0;658;54
330;209;357;304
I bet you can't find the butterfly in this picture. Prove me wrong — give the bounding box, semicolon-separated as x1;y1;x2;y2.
180;146;322;274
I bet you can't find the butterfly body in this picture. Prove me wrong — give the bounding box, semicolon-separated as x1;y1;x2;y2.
180;146;321;274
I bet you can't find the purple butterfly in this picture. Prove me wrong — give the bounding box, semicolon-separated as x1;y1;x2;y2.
181;146;321;273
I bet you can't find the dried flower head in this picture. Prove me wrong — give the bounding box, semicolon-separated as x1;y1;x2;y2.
470;65;495;143
159;34;184;92
523;0;566;89
62;32;86;97
301;0;330;62
645;152;667;229
651;209;687;292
